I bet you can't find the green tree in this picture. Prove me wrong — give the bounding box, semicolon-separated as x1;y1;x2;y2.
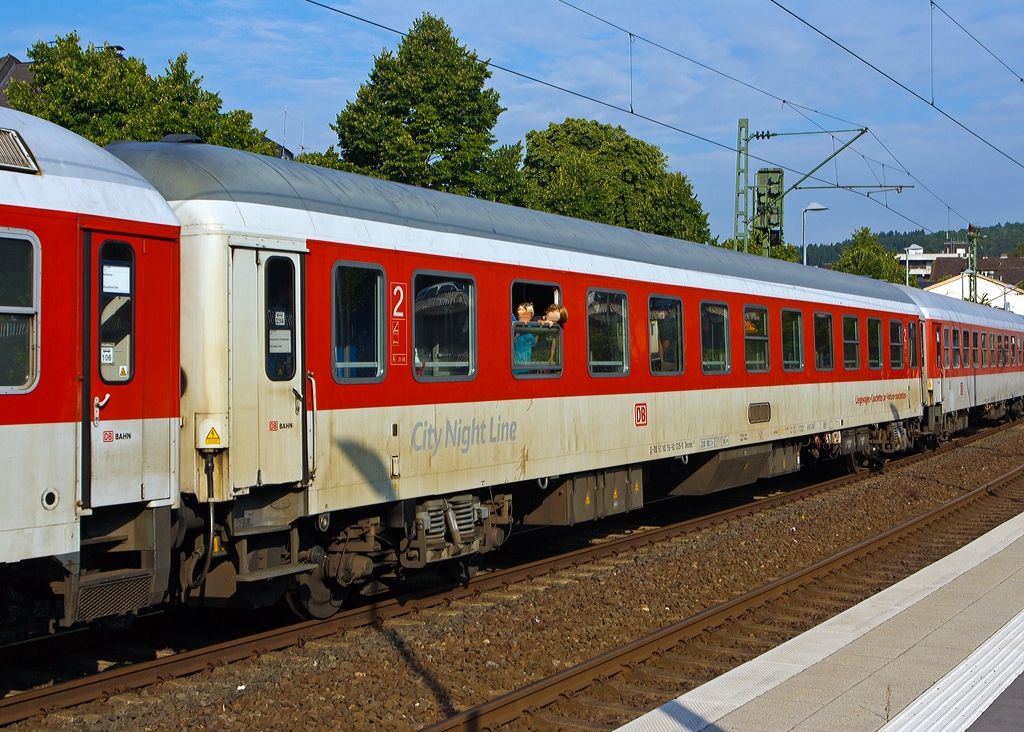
6;32;274;154
833;227;915;285
716;231;800;262
327;13;522;202
522;118;711;242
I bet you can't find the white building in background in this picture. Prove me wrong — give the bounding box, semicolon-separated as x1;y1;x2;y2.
925;272;1024;315
897;243;970;283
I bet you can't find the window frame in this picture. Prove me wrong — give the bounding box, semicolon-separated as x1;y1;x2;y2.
648;294;683;377
330;261;386;385
867;317;883;370
951;327;961;369
411;269;477;383
908;321;919;369
0;228;41;394
889;320;905;369
813;311;834;372
586;288;630;378
972;330;979;368
781;308;804;372
989;331;995;368
943;326;950;368
842;314;860;370
511;279;564;380
98;239;137;385
982;331;988;367
700;300;731;375
743;304;770;373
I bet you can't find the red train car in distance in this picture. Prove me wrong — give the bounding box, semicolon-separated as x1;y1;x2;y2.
0;109;180;626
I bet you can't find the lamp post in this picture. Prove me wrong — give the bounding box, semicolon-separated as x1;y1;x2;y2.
903;245;912;286
802;203;827;266
961;269;974;301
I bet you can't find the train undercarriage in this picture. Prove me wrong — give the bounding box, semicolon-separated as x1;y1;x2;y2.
5;397;1023;631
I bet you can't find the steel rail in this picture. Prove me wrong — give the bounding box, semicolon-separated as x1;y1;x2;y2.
0;421;1015;726
419;462;1024;732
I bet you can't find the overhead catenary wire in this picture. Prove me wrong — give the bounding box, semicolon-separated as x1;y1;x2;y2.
931;1;1024;86
303;0;937;233
766;0;1024;172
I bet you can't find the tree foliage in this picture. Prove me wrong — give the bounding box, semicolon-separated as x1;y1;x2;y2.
327;13;523;202
716;230;800;262
522;118;711;242
832;227;915;285
6;32;274;153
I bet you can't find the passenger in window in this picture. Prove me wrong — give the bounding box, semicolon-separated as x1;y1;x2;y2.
541;304;568;364
514;303;537;367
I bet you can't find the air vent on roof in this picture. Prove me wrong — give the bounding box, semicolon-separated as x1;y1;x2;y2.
159;133;203;144
0;128;40;174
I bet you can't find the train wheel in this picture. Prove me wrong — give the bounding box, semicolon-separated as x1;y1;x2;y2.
287;571;348;620
847;453;867;474
441;555;481;586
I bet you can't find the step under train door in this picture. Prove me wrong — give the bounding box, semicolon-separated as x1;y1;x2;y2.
229;246;306;491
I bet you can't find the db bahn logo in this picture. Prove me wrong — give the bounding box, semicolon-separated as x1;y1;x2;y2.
634;403;648;427
102;430;114;442
269;421;278;431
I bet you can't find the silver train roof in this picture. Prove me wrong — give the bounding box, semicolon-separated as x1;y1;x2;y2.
106;140;946;309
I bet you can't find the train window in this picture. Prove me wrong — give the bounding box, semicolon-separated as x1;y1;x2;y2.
990;332;995;367
1013;336;1017;366
951;329;960;369
588;289;629;376
700;302;730;374
413;272;475;380
813;312;833;371
842;316;860;370
0;234;39;391
264;257;296;381
649;296;683;375
982;332;988;367
943;327;950;368
972;331;979;368
961;329;969;368
890;321;904;369
867;317;883;369
332;263;384;383
98;240;135;384
998;334;1004;366
936;325;942;369
781;309;803;371
511;281;563;379
908;321;918;369
744;306;769;373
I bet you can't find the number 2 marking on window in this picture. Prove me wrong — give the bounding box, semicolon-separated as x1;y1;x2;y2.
392;284;405;319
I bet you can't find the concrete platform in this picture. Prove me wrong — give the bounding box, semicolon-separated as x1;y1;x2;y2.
619;508;1024;732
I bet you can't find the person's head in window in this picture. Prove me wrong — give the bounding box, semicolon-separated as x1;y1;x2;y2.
543;303;568;326
516;302;534;323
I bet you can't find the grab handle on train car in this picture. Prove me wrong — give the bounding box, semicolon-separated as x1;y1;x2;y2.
306;371;317;480
93;393;110;426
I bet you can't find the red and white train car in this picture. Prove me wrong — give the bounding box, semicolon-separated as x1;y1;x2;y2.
1;108;180;626
106;139;1024;618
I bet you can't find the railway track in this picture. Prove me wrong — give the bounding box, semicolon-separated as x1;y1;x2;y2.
0;422;1018;728
422;460;1024;731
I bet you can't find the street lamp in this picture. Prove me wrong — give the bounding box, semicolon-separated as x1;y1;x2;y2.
961;268;974;301
802;203;828;266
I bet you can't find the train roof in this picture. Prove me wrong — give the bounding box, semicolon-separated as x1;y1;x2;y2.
899;284;1024;330
109;140;913;307
0;108;178;226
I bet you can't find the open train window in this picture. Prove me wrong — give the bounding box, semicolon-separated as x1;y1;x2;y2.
890;321;904;369
973;331;979;368
842;315;859;370
588;289;628;376
0;232;39;392
700;302;730;374
332;263;384;383
867;317;882;370
908;321;918;369
99;240;135;384
744;306;769;373
982;332;988;367
511;280;562;379
781;309;803;371
813;312;833;371
413;271;475;381
649;296;682;375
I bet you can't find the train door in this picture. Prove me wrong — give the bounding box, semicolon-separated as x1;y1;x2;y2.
230;247;306;489
86;232;176;507
918;320;927;404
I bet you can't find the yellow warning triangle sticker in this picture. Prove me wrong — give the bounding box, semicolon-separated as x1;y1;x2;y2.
205;427;221;445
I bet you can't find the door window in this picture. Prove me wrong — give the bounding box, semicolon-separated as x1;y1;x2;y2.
98;240;135;383
265;257;296;381
908;321;918;368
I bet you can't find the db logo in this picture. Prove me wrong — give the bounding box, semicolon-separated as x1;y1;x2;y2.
269;421;279;431
102;430;114;443
634;403;648;427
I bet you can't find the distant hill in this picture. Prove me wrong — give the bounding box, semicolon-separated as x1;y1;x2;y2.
806;222;1024;267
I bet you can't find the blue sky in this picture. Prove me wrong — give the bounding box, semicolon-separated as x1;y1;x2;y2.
7;1;1024;247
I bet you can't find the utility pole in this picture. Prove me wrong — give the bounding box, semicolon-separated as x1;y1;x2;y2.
734;119;750;253
966;224;978;303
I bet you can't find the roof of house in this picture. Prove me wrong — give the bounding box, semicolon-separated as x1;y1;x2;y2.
928;255;1024;286
0;55;33;109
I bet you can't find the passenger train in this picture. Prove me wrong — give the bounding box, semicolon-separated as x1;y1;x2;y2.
2;107;1022;626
